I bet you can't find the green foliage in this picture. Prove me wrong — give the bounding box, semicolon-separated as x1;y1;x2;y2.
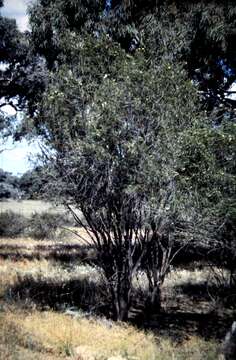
0;15;20;63
0;169;21;200
0;2;48;127
0;168;47;201
42;43;214;213
27;0;236;117
19;168;46;200
29;0;104;67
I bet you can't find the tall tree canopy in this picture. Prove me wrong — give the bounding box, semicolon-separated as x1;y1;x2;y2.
1;0;236;119
28;0;236;112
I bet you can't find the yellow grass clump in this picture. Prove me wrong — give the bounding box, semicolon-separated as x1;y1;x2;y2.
0;308;220;360
1;309;158;360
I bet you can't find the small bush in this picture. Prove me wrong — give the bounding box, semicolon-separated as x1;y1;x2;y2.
0;211;28;238
27;212;65;240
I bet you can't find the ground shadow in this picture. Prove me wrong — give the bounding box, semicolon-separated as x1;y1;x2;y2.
2;241;235;342
6;275;110;316
174;281;236;308
0;243;97;263
143;310;235;341
6;275;235;342
134;281;236;342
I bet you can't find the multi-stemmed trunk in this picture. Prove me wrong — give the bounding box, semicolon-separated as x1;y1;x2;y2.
105;267;133;321
146;283;162;314
144;231;173;316
113;285;131;321
101;244;135;322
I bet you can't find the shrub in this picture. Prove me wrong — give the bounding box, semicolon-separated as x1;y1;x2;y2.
0;211;28;238
27;211;65;240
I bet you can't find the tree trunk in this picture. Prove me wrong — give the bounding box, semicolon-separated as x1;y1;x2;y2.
150;285;162;312
146;285;162;316
116;297;129;321
110;280;131;322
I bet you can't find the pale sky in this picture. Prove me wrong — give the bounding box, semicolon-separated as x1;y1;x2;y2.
0;138;41;175
1;0;30;31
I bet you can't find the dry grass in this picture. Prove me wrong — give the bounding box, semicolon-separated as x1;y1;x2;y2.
164;268;211;287
0;308;220;360
0;224;94;245
1;308;158;360
0;200;66;217
154;336;220;360
0;234;228;360
0;232;94;265
0;257;100;299
0;234;88;250
0;257;99;284
134;267;215;298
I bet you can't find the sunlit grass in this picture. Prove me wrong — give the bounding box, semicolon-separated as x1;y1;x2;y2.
0;308;220;360
1;309;158;359
0;200;65;217
0;235;224;359
0;257;100;300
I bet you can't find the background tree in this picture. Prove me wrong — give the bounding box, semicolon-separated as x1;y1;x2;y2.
19;167;46;199
0;168;21;199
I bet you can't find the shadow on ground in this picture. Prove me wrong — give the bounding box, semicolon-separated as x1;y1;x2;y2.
5;275;236;342
139;281;236;341
174;281;236;308
144;310;235;341
0;243;97;262
1;240;235;342
5;275;110;315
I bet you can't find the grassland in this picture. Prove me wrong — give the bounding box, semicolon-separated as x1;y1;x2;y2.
0;200;66;217
0;254;222;360
0;201;234;359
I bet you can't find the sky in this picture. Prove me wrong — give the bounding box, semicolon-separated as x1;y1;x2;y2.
1;0;29;31
0;0;36;176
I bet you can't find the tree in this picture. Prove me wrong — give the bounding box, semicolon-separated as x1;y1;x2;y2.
1;0;235;132
0;0;234;319
24;0;236;319
206;121;236;292
38;35;219;319
0;168;21;199
19;167;46;199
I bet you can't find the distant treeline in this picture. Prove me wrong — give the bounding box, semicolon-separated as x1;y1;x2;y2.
0;168;45;200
